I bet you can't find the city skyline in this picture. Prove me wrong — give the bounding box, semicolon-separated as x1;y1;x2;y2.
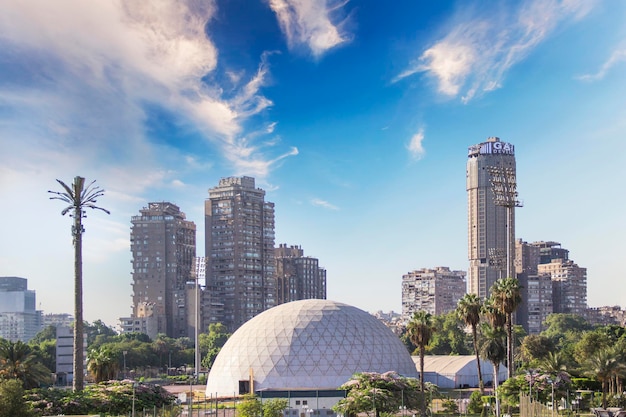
1;1;625;327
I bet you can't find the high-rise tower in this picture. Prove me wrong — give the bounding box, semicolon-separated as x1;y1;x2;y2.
467;137;519;299
275;244;327;304
129;202;196;339
204;176;276;332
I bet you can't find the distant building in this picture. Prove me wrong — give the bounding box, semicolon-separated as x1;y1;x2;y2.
585;306;626;327
539;258;587;316
43;313;74;328
275;244;326;304
515;239;588;333
467;137;518;300
401;267;466;321
126;202;196;339
55;325;86;386
0;276;43;342
204;176;276;332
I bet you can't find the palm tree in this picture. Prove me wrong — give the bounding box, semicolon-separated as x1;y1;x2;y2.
491;277;522;378
585;347;625;409
480;324;507;417
49;176;109;391
87;346;118;382
0;339;52;389
457;293;485;394
407;310;436;417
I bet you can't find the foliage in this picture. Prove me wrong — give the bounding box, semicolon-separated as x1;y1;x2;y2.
457;293;484;393
441;397;459;413
427;312;471;355
334;371;434;417
199;323;231;370
263;398;289;417
25;380;176;415
518;334;555;365
0;338;52;389
87;345;119;382
237;394;263;417
0;378;34;417
467;390;484;414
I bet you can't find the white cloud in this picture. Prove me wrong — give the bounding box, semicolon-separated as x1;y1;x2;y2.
311;198;339;211
395;0;597;102
576;46;626;81
407;128;426;160
267;0;350;57
0;0;295;186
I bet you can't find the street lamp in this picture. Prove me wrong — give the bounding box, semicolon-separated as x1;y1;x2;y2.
547;377;561;417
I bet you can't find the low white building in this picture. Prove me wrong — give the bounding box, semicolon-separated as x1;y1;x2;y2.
414;355;508;389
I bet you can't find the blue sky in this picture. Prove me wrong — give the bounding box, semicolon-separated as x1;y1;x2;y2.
1;0;625;328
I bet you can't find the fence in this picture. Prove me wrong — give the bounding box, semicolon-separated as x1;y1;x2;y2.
520;394;553;417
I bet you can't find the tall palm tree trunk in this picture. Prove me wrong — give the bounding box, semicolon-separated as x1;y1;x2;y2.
494;364;500;417
506;317;513;379
420;345;426;417
73;205;84;392
472;326;484;394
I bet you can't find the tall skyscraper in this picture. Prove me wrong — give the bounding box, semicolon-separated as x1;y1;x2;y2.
275;244;327;304
128;202;196;339
0;276;42;342
401;267;466;321
467;137;519;299
204;176;276;332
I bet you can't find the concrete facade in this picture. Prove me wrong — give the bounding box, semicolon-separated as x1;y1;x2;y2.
467;137;517;299
275;244;326;305
128;202;196;339
204;176;276;332
401;267;466;321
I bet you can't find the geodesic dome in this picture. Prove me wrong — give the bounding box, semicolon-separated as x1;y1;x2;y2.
205;299;418;396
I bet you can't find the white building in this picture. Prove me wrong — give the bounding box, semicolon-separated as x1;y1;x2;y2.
0;276;43;342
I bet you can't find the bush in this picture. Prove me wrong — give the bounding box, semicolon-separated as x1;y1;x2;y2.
0;379;33;417
467;391;484;414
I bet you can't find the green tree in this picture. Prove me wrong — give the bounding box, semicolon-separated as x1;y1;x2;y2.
585;347;625;408
0;379;32;417
263;398;289;417
29;325;57;345
87;345;119;382
427;312;470;355
457;293;485;393
406;310;435;417
0;339;52;388
199;323;231;370
519;334;554;365
574;330;613;365
85;320;118;346
491;277;522;379
49;176;109;391
237;394;262;417
480;324;506;417
334;371;429;417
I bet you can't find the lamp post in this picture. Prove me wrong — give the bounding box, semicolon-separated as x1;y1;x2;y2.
123;350;128;379
547;377;561;417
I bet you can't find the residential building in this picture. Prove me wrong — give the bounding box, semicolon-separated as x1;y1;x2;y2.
0;276;43;342
585;306;626;327
467;137;519;299
539;258;587;316
127;202;196;339
275;244;326;304
515;239;553;334
204;176;276;332
401;267;466;321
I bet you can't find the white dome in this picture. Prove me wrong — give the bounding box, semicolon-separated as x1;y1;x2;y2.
206;299;418;396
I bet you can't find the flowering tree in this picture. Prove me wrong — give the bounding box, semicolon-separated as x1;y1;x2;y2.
333;371;437;417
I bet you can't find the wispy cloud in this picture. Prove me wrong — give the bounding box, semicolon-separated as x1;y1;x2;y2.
0;0;295;190
311;198;339;210
576;46;626;81
395;0;596;102
267;0;351;58
407;128;426;160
